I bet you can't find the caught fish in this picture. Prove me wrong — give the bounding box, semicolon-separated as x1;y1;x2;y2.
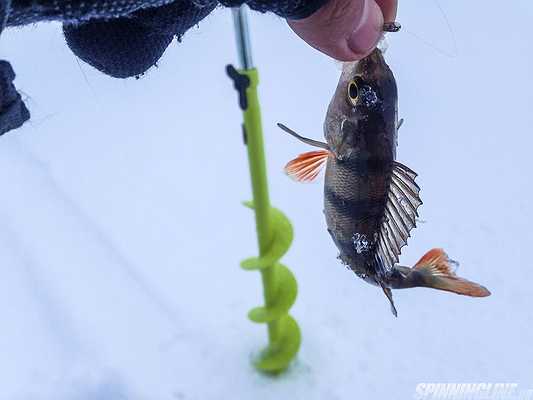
279;47;490;316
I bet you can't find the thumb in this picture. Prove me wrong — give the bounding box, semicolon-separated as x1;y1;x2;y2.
287;0;385;61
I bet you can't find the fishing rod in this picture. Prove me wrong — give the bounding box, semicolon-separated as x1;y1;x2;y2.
226;5;300;373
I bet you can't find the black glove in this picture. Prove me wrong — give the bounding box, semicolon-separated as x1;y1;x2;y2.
1;0;30;135
6;0;326;78
0;0;328;134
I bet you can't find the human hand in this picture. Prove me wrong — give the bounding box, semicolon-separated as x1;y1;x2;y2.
287;0;397;61
0;0;396;136
3;0;396;80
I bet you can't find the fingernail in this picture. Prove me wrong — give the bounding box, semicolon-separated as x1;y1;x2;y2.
347;0;384;57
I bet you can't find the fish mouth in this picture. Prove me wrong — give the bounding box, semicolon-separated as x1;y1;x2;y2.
355;48;388;79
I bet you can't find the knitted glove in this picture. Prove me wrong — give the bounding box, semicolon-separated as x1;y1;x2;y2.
0;0;328;134
6;0;327;78
1;0;30;135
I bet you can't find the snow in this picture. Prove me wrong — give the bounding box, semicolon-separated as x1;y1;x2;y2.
1;1;532;398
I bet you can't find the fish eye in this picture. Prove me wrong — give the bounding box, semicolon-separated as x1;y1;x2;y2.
347;80;358;105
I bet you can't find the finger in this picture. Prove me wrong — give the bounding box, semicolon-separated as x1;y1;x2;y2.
287;0;384;62
375;0;397;22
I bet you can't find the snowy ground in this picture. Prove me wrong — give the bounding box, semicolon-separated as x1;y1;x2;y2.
1;1;532;399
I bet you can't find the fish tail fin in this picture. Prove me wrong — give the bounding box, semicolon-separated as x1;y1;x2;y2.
412;248;491;297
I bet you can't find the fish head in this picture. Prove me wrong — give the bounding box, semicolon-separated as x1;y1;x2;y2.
324;48;397;161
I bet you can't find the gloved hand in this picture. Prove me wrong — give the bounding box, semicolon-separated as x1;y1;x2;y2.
0;0;396;134
4;0;329;78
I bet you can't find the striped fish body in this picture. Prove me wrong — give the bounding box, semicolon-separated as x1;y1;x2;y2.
324;145;394;283
323;49;398;283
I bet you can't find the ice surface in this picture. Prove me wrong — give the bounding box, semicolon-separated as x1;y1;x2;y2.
1;2;533;399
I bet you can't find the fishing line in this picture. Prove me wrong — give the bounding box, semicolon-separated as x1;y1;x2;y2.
75;56;91;89
434;0;458;56
74;55;100;102
401;0;458;59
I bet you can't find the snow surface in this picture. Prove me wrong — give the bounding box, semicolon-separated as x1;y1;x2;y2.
1;1;533;398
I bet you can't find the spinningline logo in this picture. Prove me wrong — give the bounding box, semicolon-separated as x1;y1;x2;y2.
414;383;533;399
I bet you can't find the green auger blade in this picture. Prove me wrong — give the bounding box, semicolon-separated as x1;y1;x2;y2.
241;202;293;270
248;264;297;323
255;314;301;373
241;200;300;373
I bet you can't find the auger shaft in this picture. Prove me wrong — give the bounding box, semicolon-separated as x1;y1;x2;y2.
228;5;300;373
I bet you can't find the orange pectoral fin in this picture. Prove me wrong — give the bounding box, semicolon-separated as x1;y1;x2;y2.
284;150;330;182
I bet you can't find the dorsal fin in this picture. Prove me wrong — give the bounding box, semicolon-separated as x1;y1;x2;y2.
376;161;423;270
